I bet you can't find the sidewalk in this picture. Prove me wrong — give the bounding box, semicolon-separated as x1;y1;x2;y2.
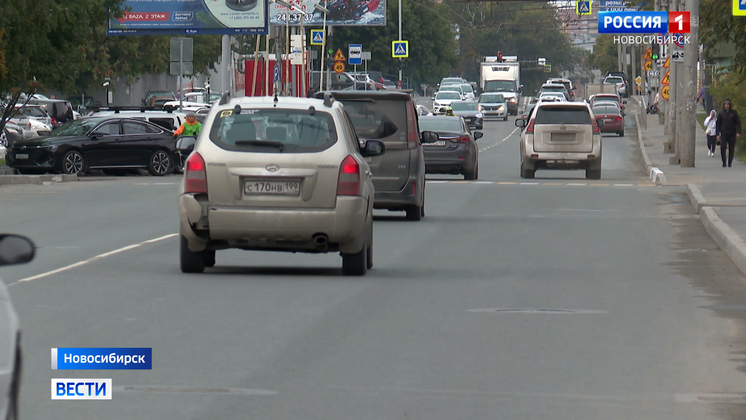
630;97;746;276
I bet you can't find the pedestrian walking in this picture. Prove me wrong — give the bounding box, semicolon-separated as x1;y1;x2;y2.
704;109;718;156
697;86;706;111
716;99;741;167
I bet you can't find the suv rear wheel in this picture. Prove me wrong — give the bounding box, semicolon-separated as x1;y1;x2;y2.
520;163;535;179
180;235;206;273
342;244;368;276
586;168;601;180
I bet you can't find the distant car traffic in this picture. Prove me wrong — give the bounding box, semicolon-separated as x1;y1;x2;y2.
6;116;178;176
449;100;483;129
178;94;387;275
418;116;481;180
416;105;433;116
603;76;627;97
539;83;571;101
433;91;463;115
477;93;508;121
515;101;604;179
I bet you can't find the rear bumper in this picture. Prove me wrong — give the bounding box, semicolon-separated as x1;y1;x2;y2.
373;177;421;210
179;194;368;252
424;149;474;174
523;142;602;170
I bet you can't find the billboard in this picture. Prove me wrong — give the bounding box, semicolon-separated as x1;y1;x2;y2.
269;0;385;26
107;0;269;36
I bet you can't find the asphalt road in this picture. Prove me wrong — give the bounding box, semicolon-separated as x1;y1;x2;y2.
2;111;746;420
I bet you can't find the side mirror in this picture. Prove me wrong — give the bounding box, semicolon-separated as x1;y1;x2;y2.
474;131;484;140
514;118;526;128
362;139;386;157
420;131;439;143
0;234;35;266
596;119;605;127
176;135;197;153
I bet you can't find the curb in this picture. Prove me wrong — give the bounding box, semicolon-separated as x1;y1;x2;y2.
0;174;78;185
687;184;746;277
633;112;666;185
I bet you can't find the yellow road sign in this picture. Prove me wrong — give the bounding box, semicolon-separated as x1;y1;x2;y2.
661;69;670;85
334;48;346;61
643;47;652;59
576;0;591;14
635;76;642;85
663;56;670;68
644;60;653;71
661;85;670;100
334;61;345;73
733;0;746;16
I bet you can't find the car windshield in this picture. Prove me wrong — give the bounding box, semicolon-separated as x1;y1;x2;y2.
339;99;406;141
419;118;463;133
50;118;103;136
534;106;592;124
594;98;620;105
440;86;463;94
441;78;462;84
605;77;623;84
16;106;47;117
593;106;621;115
480;94;504;102
451;101;478;111
437;92;461;100
541;86;565;92
484;80;515;92
209;108;337;153
460;85;473;93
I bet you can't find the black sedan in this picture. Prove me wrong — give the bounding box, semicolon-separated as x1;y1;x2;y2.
450;100;484;129
418;116;482;180
6;116;178;176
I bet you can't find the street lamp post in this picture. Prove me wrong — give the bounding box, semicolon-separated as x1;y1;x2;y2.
314;4;330;92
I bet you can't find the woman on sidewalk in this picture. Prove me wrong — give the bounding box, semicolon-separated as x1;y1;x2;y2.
704;109;718;156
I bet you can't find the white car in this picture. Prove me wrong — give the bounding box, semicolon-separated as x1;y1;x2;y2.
460;84;476;101
432;91;463;114
538;92;566;102
177;94;388;276
416;105;433;116
603;76;627;97
0;234;36;420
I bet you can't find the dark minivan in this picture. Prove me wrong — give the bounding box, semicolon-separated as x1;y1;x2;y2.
316;91;438;220
29;99;74;128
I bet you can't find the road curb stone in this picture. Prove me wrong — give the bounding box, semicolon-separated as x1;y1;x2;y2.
0;174;78;185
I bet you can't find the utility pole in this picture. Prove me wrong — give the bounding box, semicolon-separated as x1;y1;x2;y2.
674;0;686;164
666;0;678;158
639;45;647;129
631;44;637;98
681;0;699;167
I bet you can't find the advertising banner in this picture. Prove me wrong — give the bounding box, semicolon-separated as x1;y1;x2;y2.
269;0;385;26
107;0;268;36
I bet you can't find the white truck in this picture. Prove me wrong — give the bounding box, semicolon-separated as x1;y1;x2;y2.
479;56;522;115
584;83;618;101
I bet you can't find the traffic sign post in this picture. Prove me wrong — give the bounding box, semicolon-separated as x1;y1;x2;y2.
733;0;746;15
544;64;551;73
643;47;652;60
661;84;670;100
672;51;684;62
334;62;345;73
310;29;324;45
577;0;591;14
663;56;670;68
644;60;653;71
348;44;362;65
661;69;670;85
334;49;346;61
392;41;408;58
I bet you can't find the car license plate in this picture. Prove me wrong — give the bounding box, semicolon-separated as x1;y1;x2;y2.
244;179;300;196
605;118;614;122
15;153;28;159
424;141;446;147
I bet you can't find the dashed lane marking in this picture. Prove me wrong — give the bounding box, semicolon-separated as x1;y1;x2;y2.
479;127;519;152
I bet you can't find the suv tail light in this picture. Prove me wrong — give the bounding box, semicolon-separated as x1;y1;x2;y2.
337;155;361;196
592;120;601;134
525;119;535;134
406;102;419;149
185;152;208;194
51;118;57;127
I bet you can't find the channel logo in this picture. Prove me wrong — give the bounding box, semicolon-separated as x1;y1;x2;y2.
51;378;112;400
598;11;690;33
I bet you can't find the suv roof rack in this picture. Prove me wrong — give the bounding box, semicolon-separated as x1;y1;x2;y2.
85;106;173;114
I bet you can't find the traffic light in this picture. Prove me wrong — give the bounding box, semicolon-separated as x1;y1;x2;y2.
651;44;660;60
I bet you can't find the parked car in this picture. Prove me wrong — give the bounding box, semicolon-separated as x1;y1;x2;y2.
6;116;178;176
515;101;604;179
142;90;176;107
592;104;624;136
317;90;439;220
178;94;387;275
418;116;482;180
450;100;484;130
1;122;23;148
85;107;185;131
28;99;74;128
477;93;508;121
383;80;397;91
0;234;35;420
14;104;53;130
67;95;98;110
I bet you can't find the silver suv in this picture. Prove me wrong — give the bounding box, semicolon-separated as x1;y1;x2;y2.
515;102;603;179
178;94;386;276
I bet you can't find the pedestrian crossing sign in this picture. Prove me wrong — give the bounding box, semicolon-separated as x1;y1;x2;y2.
392;40;409;58
733;0;746;16
576;0;591;15
310;30;324;45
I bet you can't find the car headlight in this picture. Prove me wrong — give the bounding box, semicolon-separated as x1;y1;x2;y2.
510;98;516;103
434;102;441;107
498;105;505;111
476;113;483;118
42;144;58;151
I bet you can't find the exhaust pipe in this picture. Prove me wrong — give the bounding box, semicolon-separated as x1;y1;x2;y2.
312;234;328;245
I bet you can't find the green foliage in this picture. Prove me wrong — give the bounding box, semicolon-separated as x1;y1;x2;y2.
585;35;618;74
701;0;746;81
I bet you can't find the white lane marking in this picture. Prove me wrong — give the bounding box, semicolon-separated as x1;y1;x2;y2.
10;233;178;285
468;308;607;314
519;182;539;185
426;180;448;184
613;184;634;187
474;181;493;184
479;127;518;152
566;183;587;186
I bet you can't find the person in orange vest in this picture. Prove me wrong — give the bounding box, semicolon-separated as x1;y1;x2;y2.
173;112;202;137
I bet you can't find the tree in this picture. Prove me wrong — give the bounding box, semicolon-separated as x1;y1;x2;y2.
584;35;617;74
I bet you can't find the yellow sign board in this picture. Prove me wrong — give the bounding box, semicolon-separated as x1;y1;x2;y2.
334;61;345;74
661;85;670;100
643;48;652;59
644;60;653;71
661;69;670;85
663;56;670;68
733;0;746;16
576;0;591;15
334;48;346;61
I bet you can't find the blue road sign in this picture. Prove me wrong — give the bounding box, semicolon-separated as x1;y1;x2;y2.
392;40;408;58
274;64;280;83
577;0;591;15
310;29;324;45
348;44;362;65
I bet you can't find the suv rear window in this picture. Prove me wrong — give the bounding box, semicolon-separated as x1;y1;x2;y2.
335;99;407;143
209;108;337;153
535;107;592;124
